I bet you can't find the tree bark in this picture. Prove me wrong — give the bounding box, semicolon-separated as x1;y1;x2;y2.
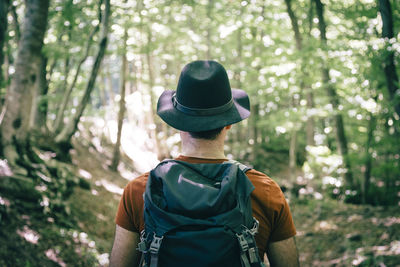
30;53;49;130
314;0;354;188
1;0;50;163
10;2;20;42
378;0;400;118
0;0;10;92
110;25;128;171
55;0;110;145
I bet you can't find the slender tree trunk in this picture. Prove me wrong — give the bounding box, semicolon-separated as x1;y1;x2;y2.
206;0;213;59
284;0;303;179
234;26;245;158
1;0;50;163
110;25;128;171
363;113;375;204
306;0;316;146
55;0;110;145
306;90;315;146
145;30;163;159
0;0;9;92
53;12;101;134
313;0;354;188
378;0;400;118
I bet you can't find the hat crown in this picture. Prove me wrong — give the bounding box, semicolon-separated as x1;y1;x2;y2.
176;60;232;109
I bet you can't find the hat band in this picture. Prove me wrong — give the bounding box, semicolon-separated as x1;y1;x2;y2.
172;94;234;116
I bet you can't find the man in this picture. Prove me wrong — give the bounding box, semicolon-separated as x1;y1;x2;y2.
110;60;299;267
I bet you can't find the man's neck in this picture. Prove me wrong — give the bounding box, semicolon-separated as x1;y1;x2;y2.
180;132;227;159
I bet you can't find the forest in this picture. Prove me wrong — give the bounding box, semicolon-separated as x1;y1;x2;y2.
0;0;399;266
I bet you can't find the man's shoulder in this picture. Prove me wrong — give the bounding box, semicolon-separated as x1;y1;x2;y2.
124;172;150;192
246;168;286;200
246;168;278;186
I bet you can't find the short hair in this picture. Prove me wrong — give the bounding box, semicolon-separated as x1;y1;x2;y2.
188;127;224;140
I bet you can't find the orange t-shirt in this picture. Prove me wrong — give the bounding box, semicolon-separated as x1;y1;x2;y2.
115;155;296;257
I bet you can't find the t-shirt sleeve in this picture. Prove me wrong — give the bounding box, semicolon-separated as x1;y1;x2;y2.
268;188;296;242
248;169;296;244
115;174;148;233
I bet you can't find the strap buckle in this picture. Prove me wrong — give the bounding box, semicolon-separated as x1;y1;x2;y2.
236;233;249;252
149;234;164;254
249;218;259;235
137;230;148;252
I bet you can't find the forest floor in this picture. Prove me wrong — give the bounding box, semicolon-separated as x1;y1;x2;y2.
0;137;399;266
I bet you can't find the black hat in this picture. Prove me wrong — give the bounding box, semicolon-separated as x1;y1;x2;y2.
157;60;250;132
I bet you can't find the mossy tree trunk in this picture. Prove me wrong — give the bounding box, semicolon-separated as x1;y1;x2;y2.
1;0;50;164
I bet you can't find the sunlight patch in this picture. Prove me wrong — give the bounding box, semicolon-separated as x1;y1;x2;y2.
79;169;92;179
100;179;123;195
97;253;109;266
0;159;13;176
45;249;66;267
372;241;400;256
17;225;40;244
314;220;338;231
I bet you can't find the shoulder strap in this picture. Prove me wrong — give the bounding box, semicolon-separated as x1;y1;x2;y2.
226;159;252;173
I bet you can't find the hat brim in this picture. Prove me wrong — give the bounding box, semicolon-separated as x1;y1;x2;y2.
157;88;250;132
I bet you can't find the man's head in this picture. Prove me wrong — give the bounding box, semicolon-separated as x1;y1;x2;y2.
156;60;250;133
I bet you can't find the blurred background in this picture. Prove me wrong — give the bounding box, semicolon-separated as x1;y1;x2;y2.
0;0;399;266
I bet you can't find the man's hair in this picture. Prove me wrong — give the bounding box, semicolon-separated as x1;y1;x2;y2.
188;127;224;140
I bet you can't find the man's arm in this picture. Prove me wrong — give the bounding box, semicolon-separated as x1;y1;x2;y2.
266;237;299;267
110;225;141;267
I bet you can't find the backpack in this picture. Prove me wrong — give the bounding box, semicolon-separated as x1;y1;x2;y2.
138;159;265;267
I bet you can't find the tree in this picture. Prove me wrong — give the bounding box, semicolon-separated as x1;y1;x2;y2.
1;0;50;163
52;0;103;135
54;0;111;147
110;15;128;171
378;0;400;118
0;0;10;92
313;0;354;189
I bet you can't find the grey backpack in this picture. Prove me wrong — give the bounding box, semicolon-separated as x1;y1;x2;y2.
138;159;265;267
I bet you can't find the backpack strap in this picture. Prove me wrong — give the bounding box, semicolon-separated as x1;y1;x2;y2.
236;218;265;267
226;159;252;173
149;234;163;267
137;231;164;267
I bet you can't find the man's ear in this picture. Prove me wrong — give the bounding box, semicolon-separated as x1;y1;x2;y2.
225;125;232;130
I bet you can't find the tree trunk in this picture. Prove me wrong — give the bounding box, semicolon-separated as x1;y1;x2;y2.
206;0;213;59
378;0;400;118
110;25;128;171
314;0;354;188
145;30;163;159
30;53;48;130
306;0;315;146
10;2;20;42
1;0;50;163
285;0;316;147
284;0;303;178
53;9;101;134
363;113;375;204
0;0;9;92
55;0;110;146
